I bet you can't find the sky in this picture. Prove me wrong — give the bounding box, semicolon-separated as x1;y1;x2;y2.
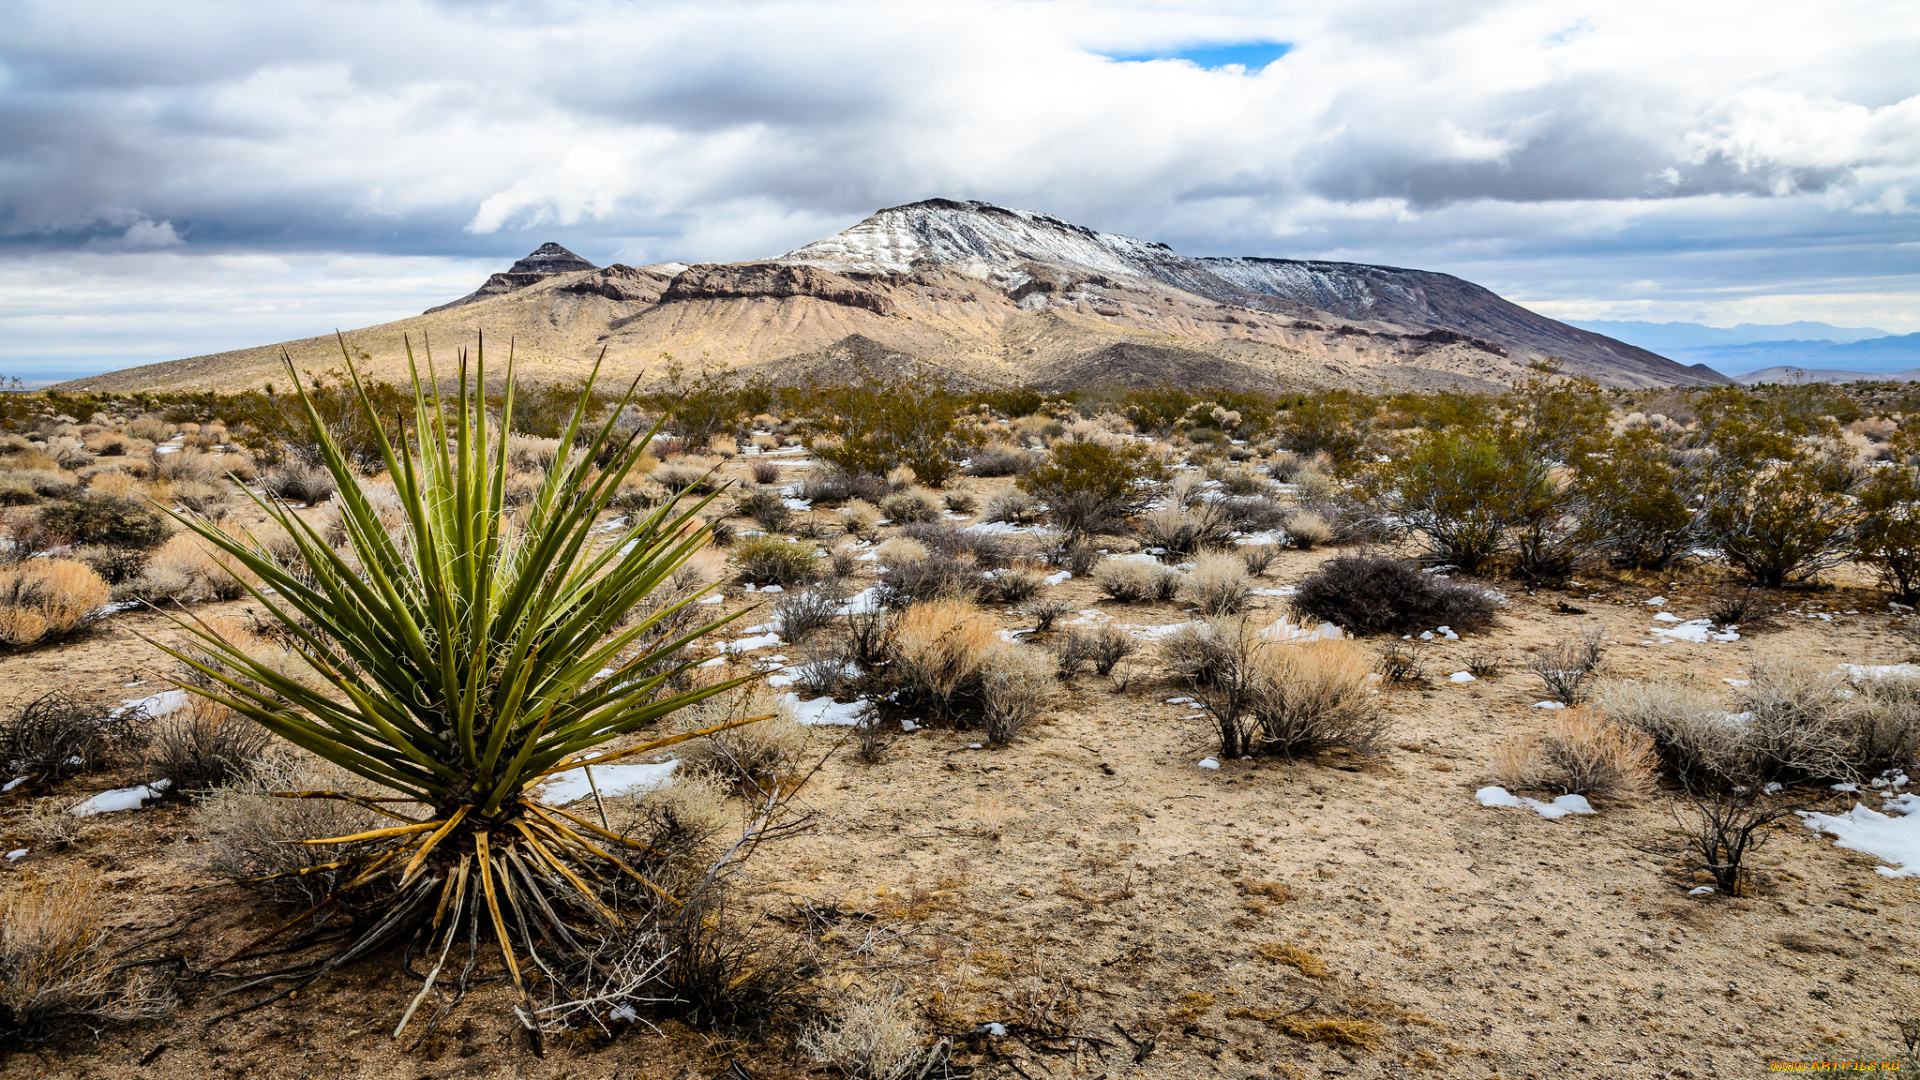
3;0;1918;383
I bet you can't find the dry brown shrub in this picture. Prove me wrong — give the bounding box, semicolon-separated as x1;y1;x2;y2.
145;697;276;796
1488;732;1545;790
1245;640;1389;757
979;643;1059;744
121;524;259;603
1286;510;1335;550
888;599;996;715
1490;707;1656;797
1184;551;1251;615
1255;942;1328;977
0;559;108;646
0;873;172;1041
1600;679;1743;784
677;683;810;790
1093;557;1181;603
874;536;928;566
798;983;927;1080
840;498;882;535
196;753;388;905
83;470;140;497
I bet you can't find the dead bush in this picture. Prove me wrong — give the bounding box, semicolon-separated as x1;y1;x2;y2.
887;599;996;716
1181;623;1387;758
1138;501;1233;557
984;488;1041;525
678;685;811;792
0;691;126;789
750;459;782;486
879;551;982;606
1491;708;1655;797
982;559;1049;605
800;983;928;1080
0;559;109;646
1092;558;1181;604
1649;788;1796;896
0;874;173;1043
145;697;276;797
880;487;942;524
1730;657;1856;783
261;460;336;504
1025;596;1075;633
1183;552;1251;616
839;499;882;535
1601;679;1745;785
980;644;1058;745
1285;509;1335;550
656;456;722;495
943;491;977;515
1843;673;1920;777
773;588;842;642
1375;639;1426;683
1528;628;1606;705
197;754;388;905
1239;542;1279;576
1290;554;1498;636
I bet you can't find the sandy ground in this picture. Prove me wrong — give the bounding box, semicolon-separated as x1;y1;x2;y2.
3;474;1918;1080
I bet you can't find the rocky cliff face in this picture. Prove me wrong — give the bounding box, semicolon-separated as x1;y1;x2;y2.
425;242;603;312
660;263;898;315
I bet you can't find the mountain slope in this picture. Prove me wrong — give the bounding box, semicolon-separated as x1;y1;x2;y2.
52;199;1723;394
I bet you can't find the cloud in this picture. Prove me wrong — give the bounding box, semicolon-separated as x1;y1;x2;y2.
0;0;1916;376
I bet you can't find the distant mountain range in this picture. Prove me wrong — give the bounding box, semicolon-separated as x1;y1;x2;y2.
55;200;1728;394
1570;319;1920;380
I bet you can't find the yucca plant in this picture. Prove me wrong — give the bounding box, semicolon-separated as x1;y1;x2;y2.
151;338;763;1030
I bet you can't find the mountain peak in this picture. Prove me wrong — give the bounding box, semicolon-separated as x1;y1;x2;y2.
508;242;597;275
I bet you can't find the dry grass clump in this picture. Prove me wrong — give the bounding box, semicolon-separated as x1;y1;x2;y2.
153;448;226;485
1285;509;1335;550
1529;629;1607;705
117;526;258;603
1178;624;1388;758
1255;942;1328;978
733;534;817;586
0;559;108;646
839;498;882;535
799;983;927;1080
1093;557;1181;604
1052;625;1138;678
880;487;941;524
0;874;173;1043
506;434;564;472
1138;501;1232;556
887;599;997;716
979;643;1059;745
984;488;1040;524
197;753;389;905
261;460;336;504
1184;552;1251;615
1227;1005;1382;1050
981;558;1049;605
678;684;811;791
0;691;125;790
656;455;722;495
1601;679;1746;785
874;537;928;566
1490;708;1656;797
145;697;276;797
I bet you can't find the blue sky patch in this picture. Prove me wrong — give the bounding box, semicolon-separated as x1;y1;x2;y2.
1102;42;1292;71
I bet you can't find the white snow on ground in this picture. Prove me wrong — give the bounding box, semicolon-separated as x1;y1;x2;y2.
1197;758;1220;770
1449;671;1476;683
780;694;870;726
1044;571;1072;586
1840;663;1920;680
1645;596;1667;606
1650;619;1740;643
113;689;188;717
1233;530;1287;546
964;521;1047;536
536;760;677;806
71;780;171;816
834;587;883;615
1475;786;1596;820
2;777;26;793
6;849;25;861
1260;618;1345;643
720;633;783;653
1800;793;1920;878
1653;612;1682;623
1250;586;1297;597
1532;700;1567;709
1124;621;1201;642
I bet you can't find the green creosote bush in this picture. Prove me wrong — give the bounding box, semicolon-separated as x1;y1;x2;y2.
733;534;817;586
36;492;171;550
1016;441;1164;538
1289;554;1498;636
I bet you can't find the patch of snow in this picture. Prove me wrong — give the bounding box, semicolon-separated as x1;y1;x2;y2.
1197;758;1220;770
697;594;724;604
782;498;812;511
1799;794;1920;878
1532;701;1567;709
113;689;188;718
71;779;171;816
1233;530;1286;546
1650;619;1739;643
1688;886;1714;896
2;777;25;793
1645;596;1667;607
1652;612;1682;623
1044;571;1072;586
900;719;919;732
1475;786;1595;820
721;633;783;653
1125;621;1201;642
1250;586;1297;597
1448;671;1476;683
1840;663;1920;680
780;694;870;726
1260;618;1344;643
537;760;677;805
5;849;24;862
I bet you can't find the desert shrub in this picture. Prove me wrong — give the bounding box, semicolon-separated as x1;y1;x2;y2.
1601;679;1745;785
1373;431;1571;573
735;486;792;533
803;380;971;487
0;874;173;1044
734;535;816;586
1160;615;1254;689
0;469;78;502
979;644;1058;745
1852;463;1920;600
1730;657;1857;782
1092;558;1181;604
1017;441;1162;537
1707;451;1858;587
1707;587;1760;627
840;498;882;535
678;685;811;791
799;470;893;507
773;588;841;642
981;559;1048;605
153;448;225;485
1138;501;1233;557
1528;629;1606;705
144;698;275;797
942;490;977;515
1217;495;1287;531
1025;596;1075;633
1289;554;1498;636
1841;673;1920;778
261;460;337;504
1081;625;1137;676
1182;623;1387;758
0;559;109;646
1238;542;1279;577
886;599;996;716
1285;509;1334;550
505;433;564;472
984;488;1040;525
1578;428;1710;570
44;437;94;472
968;444;1036;477
0;691;125;789
36;493;170;549
879;551;982;606
874;536;928;566
119;527;258;604
749;459;782;486
1184;552;1251;615
1651;789;1795;896
656;456;723;495
170;478;231;517
800;983;927;1080
70;544;150;587
1375;639;1426;683
1277;393;1374;462
898;521;1022;566
126;416;172;442
880;487;941;524
198;754;388;905
1489;708;1656;797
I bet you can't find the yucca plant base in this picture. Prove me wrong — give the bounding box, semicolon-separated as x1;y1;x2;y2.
151;337;768;1035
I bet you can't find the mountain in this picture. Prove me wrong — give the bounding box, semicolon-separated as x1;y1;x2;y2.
1570;320;1893;351
1663;333;1920;377
1734;365;1920;386
52;200;1727;395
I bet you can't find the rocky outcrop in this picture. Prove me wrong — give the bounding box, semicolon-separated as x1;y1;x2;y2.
554;264;674;303
659;263;897;316
424;242;602;313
